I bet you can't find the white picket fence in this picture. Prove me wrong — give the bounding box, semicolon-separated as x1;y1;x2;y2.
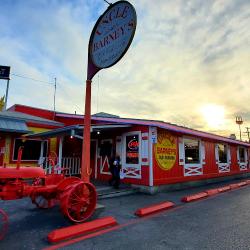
39;157;81;176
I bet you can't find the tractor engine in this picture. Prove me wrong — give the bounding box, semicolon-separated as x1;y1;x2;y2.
0;179;25;200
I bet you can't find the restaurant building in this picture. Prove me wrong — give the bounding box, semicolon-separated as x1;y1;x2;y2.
3;104;250;193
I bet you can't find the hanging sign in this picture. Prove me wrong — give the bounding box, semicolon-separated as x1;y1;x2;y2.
88;1;137;79
0;66;11;80
154;131;177;171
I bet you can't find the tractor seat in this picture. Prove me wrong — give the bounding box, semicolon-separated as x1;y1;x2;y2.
0;166;45;179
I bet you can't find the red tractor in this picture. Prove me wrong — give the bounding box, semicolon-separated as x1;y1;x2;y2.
0;148;97;240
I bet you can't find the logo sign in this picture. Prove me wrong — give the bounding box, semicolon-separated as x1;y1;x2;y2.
89;1;137;69
154;131;177;171
0;66;11;80
128;138;139;150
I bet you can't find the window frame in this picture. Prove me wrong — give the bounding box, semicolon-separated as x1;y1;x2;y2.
12;138;48;162
238;146;247;163
217;143;228;164
122;131;141;168
183;138;201;165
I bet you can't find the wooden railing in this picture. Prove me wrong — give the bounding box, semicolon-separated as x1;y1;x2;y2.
39;157;81;176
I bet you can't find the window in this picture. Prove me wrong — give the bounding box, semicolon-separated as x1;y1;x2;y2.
184;139;200;164
218;144;227;163
13;139;47;161
125;134;139;164
239;147;246;163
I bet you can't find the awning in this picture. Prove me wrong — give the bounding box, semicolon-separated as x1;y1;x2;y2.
0;118;31;134
27;124;132;139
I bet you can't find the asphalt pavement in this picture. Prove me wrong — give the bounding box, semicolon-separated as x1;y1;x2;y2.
1;178;250;250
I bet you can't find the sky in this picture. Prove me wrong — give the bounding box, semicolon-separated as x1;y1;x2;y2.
0;0;249;140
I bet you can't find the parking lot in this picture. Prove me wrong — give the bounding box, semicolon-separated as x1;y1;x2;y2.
1;179;250;250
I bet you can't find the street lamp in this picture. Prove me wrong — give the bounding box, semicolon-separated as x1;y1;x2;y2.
236;116;243;140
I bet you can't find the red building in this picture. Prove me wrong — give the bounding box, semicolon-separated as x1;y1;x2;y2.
6;104;250;193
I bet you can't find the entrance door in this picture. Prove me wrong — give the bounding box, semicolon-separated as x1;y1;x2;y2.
0;136;5;166
90;140;97;179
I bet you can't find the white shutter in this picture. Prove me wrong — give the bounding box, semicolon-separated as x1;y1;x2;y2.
215;144;219;164
179;138;184;165
141;133;149;165
227;146;231;164
201;141;206;165
236;146;240;164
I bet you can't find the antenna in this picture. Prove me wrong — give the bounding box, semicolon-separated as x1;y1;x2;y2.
53;77;57;119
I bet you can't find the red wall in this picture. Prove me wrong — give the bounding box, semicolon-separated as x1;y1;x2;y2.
153;130;250;186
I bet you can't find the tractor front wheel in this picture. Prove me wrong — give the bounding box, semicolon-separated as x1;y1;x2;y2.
0;209;8;240
60;181;97;223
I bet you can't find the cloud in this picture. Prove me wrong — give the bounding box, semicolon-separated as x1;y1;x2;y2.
0;0;249;140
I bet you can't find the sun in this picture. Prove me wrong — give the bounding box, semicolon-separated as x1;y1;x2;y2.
200;104;225;129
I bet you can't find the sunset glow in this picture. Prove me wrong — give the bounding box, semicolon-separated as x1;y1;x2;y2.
200;104;225;129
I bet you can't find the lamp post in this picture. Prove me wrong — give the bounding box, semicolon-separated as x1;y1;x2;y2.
81;1;137;182
236;116;243;141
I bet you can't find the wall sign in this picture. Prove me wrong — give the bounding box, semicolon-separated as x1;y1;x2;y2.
151;127;157;144
89;1;137;69
0;66;10;80
154;131;177;171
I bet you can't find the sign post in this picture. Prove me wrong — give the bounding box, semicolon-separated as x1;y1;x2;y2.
81;0;137;182
0;66;11;111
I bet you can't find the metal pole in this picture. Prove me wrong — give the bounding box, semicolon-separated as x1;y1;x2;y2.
246;127;250;142
4;79;10;111
53;78;57;119
81;79;92;182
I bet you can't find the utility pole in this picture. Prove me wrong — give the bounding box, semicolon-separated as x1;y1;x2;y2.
245;127;250;142
53;77;57;119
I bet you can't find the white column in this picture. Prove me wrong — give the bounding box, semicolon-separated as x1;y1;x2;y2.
149;127;154;187
58;136;64;174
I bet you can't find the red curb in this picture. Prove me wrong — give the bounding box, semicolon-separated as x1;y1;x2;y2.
245;180;250;185
135;201;175;217
230;183;239;190
205;188;219;196
237;181;247;187
218;186;231;193
47;216;117;243
181;192;208;202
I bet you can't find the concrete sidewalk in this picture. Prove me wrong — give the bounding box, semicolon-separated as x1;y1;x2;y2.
0;176;249;249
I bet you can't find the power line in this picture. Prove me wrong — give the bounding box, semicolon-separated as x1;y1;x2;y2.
10;72;84;113
11;73;54;85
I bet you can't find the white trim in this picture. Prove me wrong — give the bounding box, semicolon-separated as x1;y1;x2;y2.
12;138;48;161
215;143;230;173
141;132;149;165
100;139;112;175
122;131;141;168
182;137;203;176
121;131;142;179
237;146;248;171
58;136;64;174
149;126;154;186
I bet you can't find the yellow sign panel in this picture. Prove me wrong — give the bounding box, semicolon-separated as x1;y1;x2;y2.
155;131;177;171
